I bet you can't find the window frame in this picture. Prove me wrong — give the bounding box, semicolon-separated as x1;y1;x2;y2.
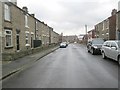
25;31;30;47
5;29;13;48
25;32;29;44
36;21;38;30
103;42;110;47
25;14;29;28
110;42;117;48
4;4;11;21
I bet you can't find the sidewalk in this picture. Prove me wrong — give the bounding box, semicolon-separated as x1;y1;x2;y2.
1;46;59;80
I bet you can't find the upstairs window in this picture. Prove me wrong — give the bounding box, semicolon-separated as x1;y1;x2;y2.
102;22;105;31
106;20;109;29
4;4;10;21
25;15;29;28
36;21;38;30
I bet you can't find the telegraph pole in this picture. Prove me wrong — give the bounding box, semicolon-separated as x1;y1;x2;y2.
85;25;88;45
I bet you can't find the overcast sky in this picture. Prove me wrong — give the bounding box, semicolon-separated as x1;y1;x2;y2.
17;0;119;36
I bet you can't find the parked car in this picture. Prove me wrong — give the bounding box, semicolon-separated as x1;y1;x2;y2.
101;40;120;65
87;38;104;55
60;42;67;48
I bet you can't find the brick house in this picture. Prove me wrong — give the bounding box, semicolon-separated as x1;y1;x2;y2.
95;21;104;39
0;1;60;61
50;30;60;44
95;9;117;40
116;11;120;40
0;2;36;60
108;9;117;40
63;35;78;43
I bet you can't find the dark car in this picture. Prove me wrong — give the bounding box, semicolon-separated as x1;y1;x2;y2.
87;38;104;55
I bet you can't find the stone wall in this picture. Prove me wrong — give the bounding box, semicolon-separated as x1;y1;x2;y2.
2;44;58;61
0;1;2;61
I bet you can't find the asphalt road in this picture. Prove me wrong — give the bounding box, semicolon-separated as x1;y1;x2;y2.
2;44;118;88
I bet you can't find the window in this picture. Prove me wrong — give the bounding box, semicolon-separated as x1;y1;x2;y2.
25;31;30;47
103;42;107;46
4;4;10;21
5;29;12;47
25;32;29;44
25;15;29;27
106;20;109;29
106;42;110;47
92;39;104;44
36;21;38;30
111;42;117;47
103;42;110;47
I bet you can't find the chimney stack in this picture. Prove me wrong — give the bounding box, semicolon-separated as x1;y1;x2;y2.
22;7;28;13
31;14;35;17
111;9;117;16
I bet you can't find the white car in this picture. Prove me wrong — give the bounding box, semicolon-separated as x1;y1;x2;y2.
101;40;120;65
60;42;67;48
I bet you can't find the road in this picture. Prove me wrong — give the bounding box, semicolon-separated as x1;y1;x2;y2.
2;44;118;88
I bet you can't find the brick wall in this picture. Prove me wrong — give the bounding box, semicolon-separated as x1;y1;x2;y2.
109;15;116;40
1;2;60;61
0;1;2;61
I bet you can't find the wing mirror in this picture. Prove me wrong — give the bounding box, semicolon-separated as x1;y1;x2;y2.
111;46;117;50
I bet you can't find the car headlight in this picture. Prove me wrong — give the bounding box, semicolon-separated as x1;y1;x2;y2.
93;46;98;49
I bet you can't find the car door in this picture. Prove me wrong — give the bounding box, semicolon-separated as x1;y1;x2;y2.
104;42;111;57
109;42;118;61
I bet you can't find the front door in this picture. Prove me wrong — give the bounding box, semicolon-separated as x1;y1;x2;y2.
16;33;20;51
31;35;33;48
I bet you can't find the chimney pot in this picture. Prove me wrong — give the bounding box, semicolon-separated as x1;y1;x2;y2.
31;14;35;17
22;7;28;13
111;9;117;16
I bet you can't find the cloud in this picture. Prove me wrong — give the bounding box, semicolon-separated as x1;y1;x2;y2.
17;0;119;35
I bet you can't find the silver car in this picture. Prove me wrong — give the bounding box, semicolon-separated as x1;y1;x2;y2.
101;40;120;65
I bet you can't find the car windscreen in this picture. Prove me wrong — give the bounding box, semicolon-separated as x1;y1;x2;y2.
92;40;104;44
117;41;120;48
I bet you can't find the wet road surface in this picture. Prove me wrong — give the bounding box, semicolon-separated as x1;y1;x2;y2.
3;44;118;88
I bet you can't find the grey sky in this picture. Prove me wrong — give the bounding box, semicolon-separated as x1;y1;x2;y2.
17;0;119;36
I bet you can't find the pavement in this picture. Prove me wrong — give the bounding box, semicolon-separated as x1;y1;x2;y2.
1;46;59;80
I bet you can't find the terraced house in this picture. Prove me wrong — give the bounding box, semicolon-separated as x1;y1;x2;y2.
95;9;117;40
116;1;120;40
0;1;60;61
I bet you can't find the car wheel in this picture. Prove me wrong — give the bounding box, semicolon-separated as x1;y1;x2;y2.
87;49;90;53
102;52;106;59
118;56;120;65
88;50;90;53
91;48;95;55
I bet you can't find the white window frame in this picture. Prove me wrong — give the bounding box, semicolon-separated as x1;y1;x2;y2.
5;29;13;47
106;20;109;29
25;31;30;46
102;22;105;31
25;14;29;28
36;21;38;30
4;4;11;21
